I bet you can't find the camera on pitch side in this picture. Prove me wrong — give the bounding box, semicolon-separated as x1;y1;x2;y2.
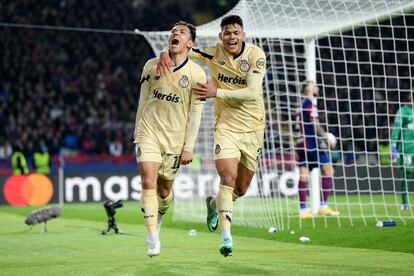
101;200;123;235
103;200;123;218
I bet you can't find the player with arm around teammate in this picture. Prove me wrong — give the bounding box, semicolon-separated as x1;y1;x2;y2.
158;15;266;257
134;21;207;257
391;91;414;211
295;80;339;219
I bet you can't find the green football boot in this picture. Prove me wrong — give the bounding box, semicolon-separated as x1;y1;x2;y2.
219;238;233;257
206;195;218;232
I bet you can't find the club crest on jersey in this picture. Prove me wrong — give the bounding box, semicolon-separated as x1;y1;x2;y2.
218;60;225;65
179;75;189;88
154;75;161;80
215;144;221;154
256;58;265;69
240;60;250;72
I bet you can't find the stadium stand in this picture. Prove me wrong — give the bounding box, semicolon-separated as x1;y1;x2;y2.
1;0;408;168
0;0;236;172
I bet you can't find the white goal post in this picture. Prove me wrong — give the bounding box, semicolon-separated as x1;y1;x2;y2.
136;0;414;230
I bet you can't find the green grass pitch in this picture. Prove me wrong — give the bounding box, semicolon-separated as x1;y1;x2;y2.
0;202;414;275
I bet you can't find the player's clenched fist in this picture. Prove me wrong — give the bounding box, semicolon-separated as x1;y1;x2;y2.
180;150;193;165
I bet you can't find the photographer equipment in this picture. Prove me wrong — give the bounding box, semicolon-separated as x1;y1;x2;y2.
25;206;62;232
101;200;123;235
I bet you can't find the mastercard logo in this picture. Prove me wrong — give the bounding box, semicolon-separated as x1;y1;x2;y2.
3;174;54;206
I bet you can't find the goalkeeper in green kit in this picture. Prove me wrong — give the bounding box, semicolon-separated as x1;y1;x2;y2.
391;91;414;210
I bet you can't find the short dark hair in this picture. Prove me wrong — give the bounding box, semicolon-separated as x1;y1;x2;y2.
220;15;243;30
173;21;196;42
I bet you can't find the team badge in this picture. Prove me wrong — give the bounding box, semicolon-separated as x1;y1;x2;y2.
154;75;160;80
215;144;221;154
240;60;250;72
179;75;189;88
218;60;225;65
256;58;265;69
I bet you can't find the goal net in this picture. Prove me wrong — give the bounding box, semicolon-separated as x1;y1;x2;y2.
137;0;414;230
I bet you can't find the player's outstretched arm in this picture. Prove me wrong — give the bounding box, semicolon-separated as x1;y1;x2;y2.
157;48;173;77
181;101;204;165
157;46;217;77
181;71;207;165
391;108;403;162
391;109;402;145
194;48;266;101
133;62;152;142
310;116;336;149
315;123;327;141
215;68;264;101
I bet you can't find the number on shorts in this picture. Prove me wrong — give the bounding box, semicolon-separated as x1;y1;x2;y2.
171;155;181;174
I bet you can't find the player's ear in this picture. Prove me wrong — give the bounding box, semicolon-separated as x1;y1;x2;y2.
219;32;223;40
187;39;193;49
241;31;246;39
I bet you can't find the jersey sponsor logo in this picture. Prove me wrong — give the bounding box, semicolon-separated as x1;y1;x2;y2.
252;70;261;74
179;75;189;88
215;144;221;154
240;59;250;72
153;89;182;103
217;73;247;85
3;174;54;206
256;58;265;69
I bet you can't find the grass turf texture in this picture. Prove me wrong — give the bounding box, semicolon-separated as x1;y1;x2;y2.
0;203;414;275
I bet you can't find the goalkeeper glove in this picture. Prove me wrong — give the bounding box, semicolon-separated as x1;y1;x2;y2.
391;143;398;163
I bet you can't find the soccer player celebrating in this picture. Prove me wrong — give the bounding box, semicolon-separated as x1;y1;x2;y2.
134;21;206;257
295;80;339;219
391;91;414;211
158;15;266;257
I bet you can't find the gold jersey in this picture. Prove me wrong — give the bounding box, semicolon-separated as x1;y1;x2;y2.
189;42;266;132
134;57;206;154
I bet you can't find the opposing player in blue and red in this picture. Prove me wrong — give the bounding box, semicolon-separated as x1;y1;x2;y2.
295;80;339;219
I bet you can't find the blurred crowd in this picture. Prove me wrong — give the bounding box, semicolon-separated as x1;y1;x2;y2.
0;0;236;159
268;14;414;165
1;1;412;166
317;15;414;164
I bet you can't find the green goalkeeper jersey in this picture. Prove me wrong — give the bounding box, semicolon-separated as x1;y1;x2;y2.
392;105;414;154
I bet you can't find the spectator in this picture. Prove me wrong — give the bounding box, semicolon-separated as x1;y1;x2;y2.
109;132;123;157
1;1;238;157
33;141;51;175
0;139;12;160
11;144;29;175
